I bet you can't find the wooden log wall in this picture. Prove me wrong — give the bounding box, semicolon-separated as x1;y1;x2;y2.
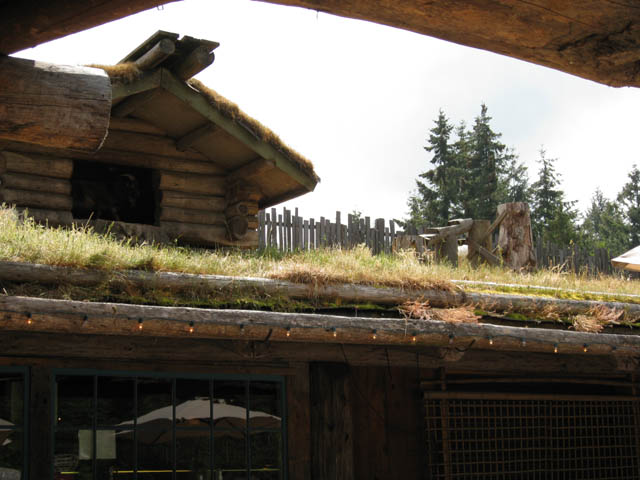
0;151;73;223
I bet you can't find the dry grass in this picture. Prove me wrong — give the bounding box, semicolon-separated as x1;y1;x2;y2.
399;300;479;324
88;63;143;83
188;79;318;182
0;207;638;303
571;306;625;333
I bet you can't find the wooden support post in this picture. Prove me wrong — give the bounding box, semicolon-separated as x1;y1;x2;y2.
310;363;354;480
497;202;537;270
30;367;52;480
288;363;311;480
0;56;111;151
468;219;491;265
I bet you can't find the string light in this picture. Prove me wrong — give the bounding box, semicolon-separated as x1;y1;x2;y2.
26;312;32;325
372;329;377;340
137;318;143;330
412;332;417;343
188;321;194;334
554;343;558;354
285;327;291;337
583;344;589;353
332;327;337;338
488;336;494;346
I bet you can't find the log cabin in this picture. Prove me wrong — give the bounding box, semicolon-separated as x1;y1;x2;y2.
0;32;319;248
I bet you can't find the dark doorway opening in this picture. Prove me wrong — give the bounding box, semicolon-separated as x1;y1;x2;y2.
72;161;156;225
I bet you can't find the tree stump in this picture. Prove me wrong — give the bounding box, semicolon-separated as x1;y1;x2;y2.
497;202;537;270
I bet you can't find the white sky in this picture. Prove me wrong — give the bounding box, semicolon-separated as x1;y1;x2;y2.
16;0;640;222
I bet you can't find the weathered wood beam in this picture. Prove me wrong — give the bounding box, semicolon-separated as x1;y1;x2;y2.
158;206;226;225
0;172;71;195
16;208;73;227
0;188;72;210
159;171;226;195
1;295;640;357
103;129;209;161
135;38;175;70
108;117;167;135
111;88;162;118
2;261;640;322
0;56;111;152
0;0;179;54
425;218;473;247
1;151;73;179
0;331;628;374
173;46;215;80
227;158;275;184
175;123;217;152
160;191;226;211
160;222;259;247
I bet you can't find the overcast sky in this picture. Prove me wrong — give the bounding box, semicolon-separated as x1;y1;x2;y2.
16;0;640;222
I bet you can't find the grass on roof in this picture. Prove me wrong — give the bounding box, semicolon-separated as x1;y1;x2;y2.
1;206;638;301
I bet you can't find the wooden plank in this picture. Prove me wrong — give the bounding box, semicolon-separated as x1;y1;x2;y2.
108;117;167;135
175;123;217;152
158;171;226;195
287;363;311;480
0;171;70;195
110;69;163;101
16;207;73;226
303;219;309;251
102;129;208;161
336;211;342;247
111;88;162;118
425;218;473;247
309;218;315;249
278;214;284;252
0;187;72;210
158;206;226;225
310;363;354;480
160;191;225;211
1;151;72;179
0;56;110;152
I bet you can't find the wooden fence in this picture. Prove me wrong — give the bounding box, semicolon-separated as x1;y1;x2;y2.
535;241;615;275
257;207;621;276
258;207;397;254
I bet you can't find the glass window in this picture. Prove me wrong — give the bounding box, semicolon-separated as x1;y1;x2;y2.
0;370;26;480
53;372;286;480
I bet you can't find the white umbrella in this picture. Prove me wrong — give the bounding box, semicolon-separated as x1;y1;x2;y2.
118;399;280;444
612;245;640;272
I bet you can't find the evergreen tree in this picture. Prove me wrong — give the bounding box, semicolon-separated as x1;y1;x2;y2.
407;110;462;227
464;104;510;219
581;189;629;256
530;148;578;245
618;164;640;246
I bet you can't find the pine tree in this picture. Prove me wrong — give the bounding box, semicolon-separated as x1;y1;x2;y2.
530;148;578;245
407;110;462;227
618;164;640;246
581;189;629;256
464;104;509;219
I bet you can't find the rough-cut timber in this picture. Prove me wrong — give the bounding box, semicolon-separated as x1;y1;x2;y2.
259;0;640;88
0;56;111;151
2;293;640;357
498;202;537;270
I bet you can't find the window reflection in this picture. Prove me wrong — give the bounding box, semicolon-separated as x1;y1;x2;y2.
0;373;25;479
54;374;284;480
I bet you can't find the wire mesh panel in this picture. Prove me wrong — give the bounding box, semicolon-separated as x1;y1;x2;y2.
425;395;640;479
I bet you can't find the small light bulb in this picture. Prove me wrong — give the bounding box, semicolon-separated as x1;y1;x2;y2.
138;319;143;330
286;327;291;337
583;344;588;353
333;328;337;338
412;333;417;342
188;322;194;334
554;344;558;354
489;337;494;346
27;318;32;325
372;329;377;340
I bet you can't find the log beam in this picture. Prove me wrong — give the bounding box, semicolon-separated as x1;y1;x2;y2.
1;295;640;357
175;123;217;152
135;38;176;70
0;56;111;151
173;46;215;80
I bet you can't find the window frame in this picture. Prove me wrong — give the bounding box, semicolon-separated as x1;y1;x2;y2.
51;368;288;480
0;366;29;480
